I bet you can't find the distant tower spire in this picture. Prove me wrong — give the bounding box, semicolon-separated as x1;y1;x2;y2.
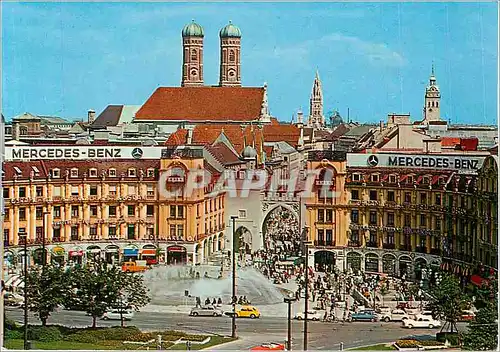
423;64;441;124
181;20;204;87
308;71;325;129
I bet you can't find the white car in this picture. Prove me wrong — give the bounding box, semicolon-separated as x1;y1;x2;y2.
102;309;134;321
380;309;410;322
402;315;441;329
294;310;322;321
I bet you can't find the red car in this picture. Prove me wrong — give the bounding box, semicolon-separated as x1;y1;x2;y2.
250;343;286;351
460;310;476;322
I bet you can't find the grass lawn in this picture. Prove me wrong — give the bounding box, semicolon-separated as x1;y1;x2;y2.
349;343;397;350
5;336;236;350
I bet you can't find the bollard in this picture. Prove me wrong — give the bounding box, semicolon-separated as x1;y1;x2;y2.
27;341;33;350
186;340;192;350
340;342;344;351
157;335;162;350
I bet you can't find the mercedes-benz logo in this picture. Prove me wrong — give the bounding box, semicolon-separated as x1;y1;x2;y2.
131;148;143;159
367;155;379;167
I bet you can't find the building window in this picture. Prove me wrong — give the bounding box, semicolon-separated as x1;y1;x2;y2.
350;230;359;243
406;176;413;184
89;168;97;177
109;168;117;177
52;228;60;240
53;206;61;218
326;230;333;246
229;49;235;62
420;193;427;204
71;186;79;196
36;207;43;220
317;209;325;222
90;226;97;238
90;205;98;217
435;217;441;231
435;193;441;206
369;231;377;244
422;176;430;184
317;229;324;245
108;226;117;238
177;224;184;239
71;206;79;217
420;214;426;227
71;227;79;241
404;214;411;227
351;210;359;224
147;168;155;178
352;173;361;182
3;187;9;199
127;205;135;217
386;232;395;244
89;186;98;196
387;191;395;202
146;205;154;217
128;168;136;177
351;190;359;200
109;185;117;197
369;190;377;201
4;229;9;245
387;212;395;226
128;185;136;195
36;186;43;197
53;186;61;197
370;174;379;182
177;206;184;219
109;206;116;217
404;192;411;203
70;168;78;177
369;211;377;225
326;209;333;222
127;224;135;240
170;225;176;238
389;175;397;183
147;185;154;197
19;187;26;198
52;169;60;178
146;227;154;239
191;49;197;61
170;205;176;218
238;209;247;218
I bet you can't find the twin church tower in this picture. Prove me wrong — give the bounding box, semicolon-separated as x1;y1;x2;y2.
181;20;242;87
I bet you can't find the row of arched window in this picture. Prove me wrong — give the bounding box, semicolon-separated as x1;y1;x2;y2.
427;101;439;108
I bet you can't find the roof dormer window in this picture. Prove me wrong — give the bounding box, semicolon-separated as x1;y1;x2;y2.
422;176;430;184
52;168;60;178
14;167;22;176
109;168;116;177
89;168;98;177
352;173;361;182
70;168;79;178
128;168;137;177
389;175;397;184
147;168;155;178
370;174;379;182
32;166;40;176
406;176;414;184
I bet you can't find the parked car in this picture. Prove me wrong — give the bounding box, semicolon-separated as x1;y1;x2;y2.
402;315;441;329
294;310;322;321
235;305;261;319
460;310;476;322
349;310;379;322
405;308;421;316
379;309;410;322
189;306;223;317
101;309;134;321
250;343;286;351
4;292;23;307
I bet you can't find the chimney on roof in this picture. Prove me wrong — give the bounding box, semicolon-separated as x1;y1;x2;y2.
379;120;384;132
88;109;96;125
187;128;193;144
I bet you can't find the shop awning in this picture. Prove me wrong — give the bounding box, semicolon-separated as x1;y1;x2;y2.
123;248;139;256
167;246;187;253
106;247;119;253
470;274;489;287
88;248;101;254
52;247;65;256
141;249;156;256
69;250;83;257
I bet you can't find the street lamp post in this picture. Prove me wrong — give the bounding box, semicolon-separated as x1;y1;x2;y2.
230;215;238;339
20;233;29;350
284;295;296;350
42;211;49;267
302;227;311;352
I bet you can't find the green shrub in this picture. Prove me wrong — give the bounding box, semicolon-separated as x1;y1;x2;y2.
27;326;63;342
436;332;460;346
5;329;23;340
418;340;444;346
65;326;142;343
395;339;419;348
4;318;17;331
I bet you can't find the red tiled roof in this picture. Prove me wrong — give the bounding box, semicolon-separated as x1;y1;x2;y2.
263;124;300;147
206;142;241;165
441;137;461;147
135;87;264;121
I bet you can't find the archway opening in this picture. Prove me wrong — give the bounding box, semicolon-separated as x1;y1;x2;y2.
347;252;362;273
51;247;65;266
365;253;379;273
414;257;428;280
32;248;48;266
399;255;412;278
235;227;252;256
262;205;299;258
87;245;101;262
141;244;157;265
382;254;397;276
167;246;187;265
105;245;119;265
68;248;83;265
314;250;336;273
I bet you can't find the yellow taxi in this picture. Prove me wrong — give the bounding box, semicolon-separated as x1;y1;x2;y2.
236;305;261;319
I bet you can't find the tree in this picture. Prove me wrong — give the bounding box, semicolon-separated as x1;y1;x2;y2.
68;260;123;328
462;303;498;350
428;273;470;333
115;273;151;327
25;264;70;326
379;285;388;306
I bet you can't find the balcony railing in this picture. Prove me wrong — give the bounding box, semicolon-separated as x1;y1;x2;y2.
430;248;441;256
415;246;427;253
399;244;412;252
314;240;335;247
383;243;395;250
348;241;361;247
366;241;378;248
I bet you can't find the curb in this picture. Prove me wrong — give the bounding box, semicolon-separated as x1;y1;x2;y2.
346;341;394;350
201;337;243;350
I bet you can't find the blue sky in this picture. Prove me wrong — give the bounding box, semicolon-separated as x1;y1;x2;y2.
2;2;498;125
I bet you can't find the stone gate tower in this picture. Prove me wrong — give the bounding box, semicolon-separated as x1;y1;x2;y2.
181;20;204;87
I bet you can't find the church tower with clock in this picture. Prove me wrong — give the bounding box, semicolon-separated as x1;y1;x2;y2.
423;66;441;124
